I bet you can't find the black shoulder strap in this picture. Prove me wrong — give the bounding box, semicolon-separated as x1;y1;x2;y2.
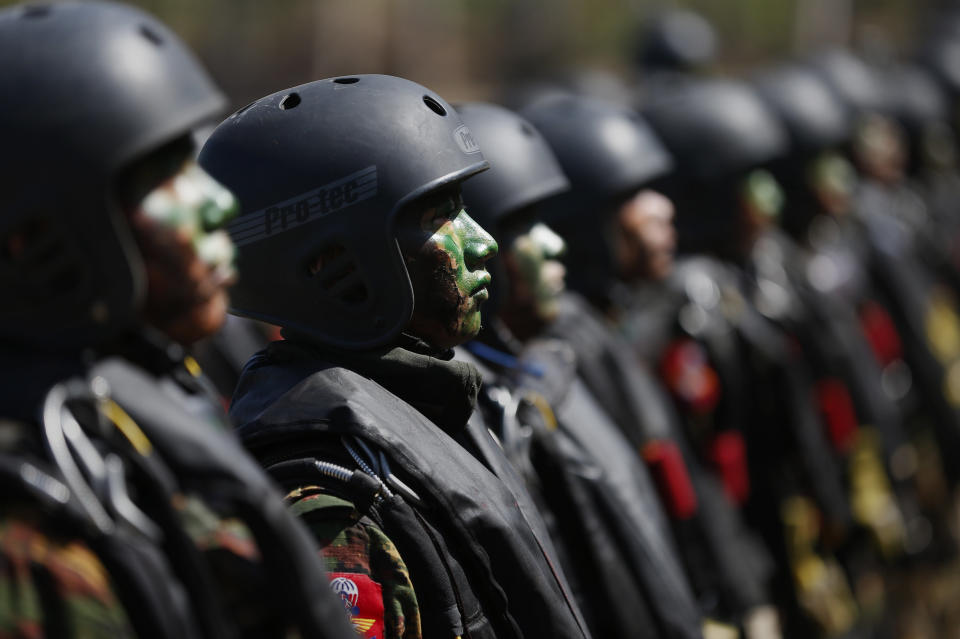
92;358;355;639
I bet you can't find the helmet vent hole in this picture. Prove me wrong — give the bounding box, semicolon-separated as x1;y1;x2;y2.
520;123;536;137
423;96;447;116
139;24;164;46
308;243;370;307
21;5;50;18
279;93;301;110
334;77;360;85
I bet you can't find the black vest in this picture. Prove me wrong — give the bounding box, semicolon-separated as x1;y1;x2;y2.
463;336;703;639
546;292;774;619
230;339;590;639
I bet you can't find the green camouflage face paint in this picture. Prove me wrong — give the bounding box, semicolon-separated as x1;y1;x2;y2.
807;152;857;217
140;160;239;280
741;169;784;224
128;158;240;344
735;169;785;257
852;114;906;184
507;222;566;324
397;191;498;349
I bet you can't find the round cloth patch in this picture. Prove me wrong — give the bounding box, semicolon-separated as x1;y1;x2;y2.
330;572;385;638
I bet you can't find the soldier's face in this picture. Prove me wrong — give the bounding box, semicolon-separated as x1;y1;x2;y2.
738;169;784;252
125;157;238;345
853;114;906;185
503;221;567;326
396;189;498;349
807;152;857;217
614;189;676;283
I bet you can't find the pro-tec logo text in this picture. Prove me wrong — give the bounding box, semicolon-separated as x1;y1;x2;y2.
228;165;378;247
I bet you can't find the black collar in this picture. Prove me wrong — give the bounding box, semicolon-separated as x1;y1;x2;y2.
279;332;483;433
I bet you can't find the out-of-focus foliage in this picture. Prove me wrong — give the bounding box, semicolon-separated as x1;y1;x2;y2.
0;0;940;110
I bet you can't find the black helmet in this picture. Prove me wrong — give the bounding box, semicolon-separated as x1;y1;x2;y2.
918;4;960;46
0;1;225;349
644;79;788;183
643;79;788;253
521;93;672;302
456;102;570;318
522;93;673;222
636;9;718;73
890;61;952;148
918;4;960;93
805;49;891;117
883;63;952;171
920;35;960;99
457;103;570;227
753;64;853;157
199;75;488;350
752;66;854;236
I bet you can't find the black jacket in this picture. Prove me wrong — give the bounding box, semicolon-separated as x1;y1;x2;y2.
546;292;773;620
230;337;590;639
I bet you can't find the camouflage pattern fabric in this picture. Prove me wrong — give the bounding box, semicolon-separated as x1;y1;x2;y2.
0;487;285;639
288;487;421;639
173;492;294;637
0;514;134;639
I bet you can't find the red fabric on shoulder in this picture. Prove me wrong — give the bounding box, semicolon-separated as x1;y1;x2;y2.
329;572;386;639
643;440;699;520
708;431;750;506
660;338;721;415
859;302;902;366
815;378;859;454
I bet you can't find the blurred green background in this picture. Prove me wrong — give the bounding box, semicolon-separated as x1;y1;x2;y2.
0;0;942;110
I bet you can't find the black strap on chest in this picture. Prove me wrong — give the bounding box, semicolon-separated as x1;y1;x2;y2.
90;359;355;639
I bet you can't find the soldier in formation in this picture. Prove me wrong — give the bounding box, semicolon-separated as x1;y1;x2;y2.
8;2;960;639
0;2;354;638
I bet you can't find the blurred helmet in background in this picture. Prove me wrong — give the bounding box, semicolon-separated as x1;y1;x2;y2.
522;93;673;302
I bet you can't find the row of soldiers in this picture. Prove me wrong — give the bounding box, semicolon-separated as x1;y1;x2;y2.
5;1;960;638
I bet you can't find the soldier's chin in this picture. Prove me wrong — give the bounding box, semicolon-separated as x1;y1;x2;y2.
441;312;484;350
650;253;674;281
536;298;561;325
160;289;229;346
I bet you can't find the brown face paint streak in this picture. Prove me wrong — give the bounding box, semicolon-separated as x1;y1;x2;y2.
411;248;468;345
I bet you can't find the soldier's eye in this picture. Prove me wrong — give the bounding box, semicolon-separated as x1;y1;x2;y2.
417;206;447;231
436;196;459;217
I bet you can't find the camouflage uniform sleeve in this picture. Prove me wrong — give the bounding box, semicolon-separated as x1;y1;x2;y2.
0;516;135;639
173;492;302;637
289;487;421;639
